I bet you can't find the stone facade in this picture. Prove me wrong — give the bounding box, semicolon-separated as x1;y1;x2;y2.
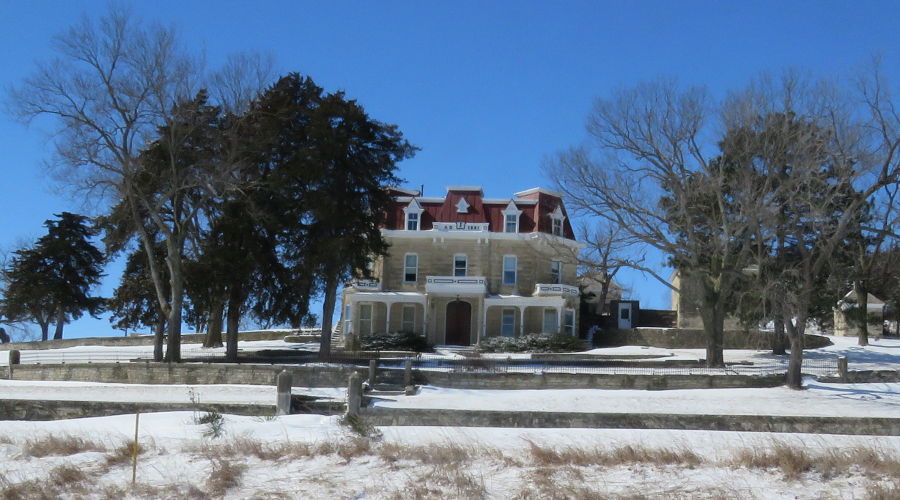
341;186;583;346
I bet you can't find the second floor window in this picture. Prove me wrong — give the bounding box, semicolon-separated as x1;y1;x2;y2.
505;213;518;233
404;254;418;283
503;255;517;285
406;212;419;231
551;261;562;284
453;254;467;277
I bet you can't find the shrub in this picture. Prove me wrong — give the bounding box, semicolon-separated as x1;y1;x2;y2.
477;333;585;353
360;331;433;352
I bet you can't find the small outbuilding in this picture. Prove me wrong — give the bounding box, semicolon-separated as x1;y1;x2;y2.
833;290;885;337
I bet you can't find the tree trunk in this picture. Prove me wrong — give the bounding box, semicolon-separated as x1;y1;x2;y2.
698;280;725;367
318;274;338;361
853;280;869;346
52;308;65;340
39;321;49;342
772;318;787;355
153;315;165;362
784;316;805;389
164;251;184;363
204;296;225;348
225;286;242;362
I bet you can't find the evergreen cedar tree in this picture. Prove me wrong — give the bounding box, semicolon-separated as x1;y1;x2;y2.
245;73;416;359
1;213;104;341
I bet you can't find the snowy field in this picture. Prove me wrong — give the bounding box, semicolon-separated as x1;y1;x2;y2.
0;412;897;499
0;334;896;498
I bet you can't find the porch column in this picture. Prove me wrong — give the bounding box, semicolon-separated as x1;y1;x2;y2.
519;307;525;336
481;299;488;343
557;305;563;334
385;300;393;333
422;297;429;336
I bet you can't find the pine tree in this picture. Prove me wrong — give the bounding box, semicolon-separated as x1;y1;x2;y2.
1;213;105;340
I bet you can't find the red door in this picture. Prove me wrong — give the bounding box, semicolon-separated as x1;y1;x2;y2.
445;300;472;345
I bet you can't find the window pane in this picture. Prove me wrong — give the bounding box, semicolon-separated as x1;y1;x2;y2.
564;310;575;335
401;305;415;332
454;255;467;277
551;261;561;284
404;254;417;282
501;310;515;337
502;256;516;285
543;309;558;333
407;213;419;231
505;214;517;233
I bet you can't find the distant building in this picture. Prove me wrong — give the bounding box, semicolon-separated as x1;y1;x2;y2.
340;186;584;346
833;290;885;337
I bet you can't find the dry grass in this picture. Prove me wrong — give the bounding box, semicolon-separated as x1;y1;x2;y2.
525;440;701;468
205;458;247;497
0;464;89;500
23;434;106;457
731;441;900;480
105;440;145;466
865;478;900;500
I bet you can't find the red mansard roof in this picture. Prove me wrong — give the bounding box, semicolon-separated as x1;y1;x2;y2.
383;186;576;239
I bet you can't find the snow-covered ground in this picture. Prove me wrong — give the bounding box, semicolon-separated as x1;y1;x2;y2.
372;379;900;418
0;412;896;499
0;334;895;498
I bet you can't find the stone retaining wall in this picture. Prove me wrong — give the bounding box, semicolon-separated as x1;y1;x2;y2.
596;328;832;350
8;363;365;388
5;362;785;391
360;407;900;436
0;399;273;420
0;330;303;351
414;370;785;390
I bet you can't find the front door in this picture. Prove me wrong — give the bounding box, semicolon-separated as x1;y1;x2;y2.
617;302;632;329
445;300;472;345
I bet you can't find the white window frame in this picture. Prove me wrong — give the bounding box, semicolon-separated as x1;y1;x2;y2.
403;253;418;283
549;205;566;236
404;198;423;231
406;212;419;231
542;308;559;334
453;254;468;277
501;308;516;337
358;304;373;336
564;309;575;335
551;261;562;284
501;201;522;233
401;304;416;333
344;304;353;333
502;255;517;286
456;197;470;213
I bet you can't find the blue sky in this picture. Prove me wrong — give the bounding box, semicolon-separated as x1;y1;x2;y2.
1;1;899;338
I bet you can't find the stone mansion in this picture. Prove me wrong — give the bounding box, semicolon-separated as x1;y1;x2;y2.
340;186;583;346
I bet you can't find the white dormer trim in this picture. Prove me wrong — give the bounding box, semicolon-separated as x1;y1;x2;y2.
403;198;424;231
501;201;522;233
549;205;566;236
456;197;470;213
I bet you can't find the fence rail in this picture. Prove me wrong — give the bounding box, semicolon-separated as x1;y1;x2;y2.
324;353;841;378
9;349;841;378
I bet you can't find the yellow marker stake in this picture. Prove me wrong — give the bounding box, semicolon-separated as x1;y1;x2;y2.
132;410;140;484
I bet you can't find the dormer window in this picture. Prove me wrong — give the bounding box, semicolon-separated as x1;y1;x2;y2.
456;197;470;213
549;205;566;236
501;201;522;233
406;213;419;231
404;198;423;231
